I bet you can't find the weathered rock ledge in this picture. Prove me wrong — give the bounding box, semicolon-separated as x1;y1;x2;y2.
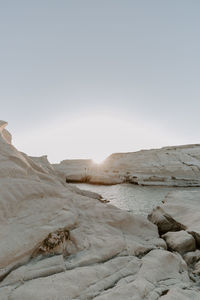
0;121;200;299
53;144;200;187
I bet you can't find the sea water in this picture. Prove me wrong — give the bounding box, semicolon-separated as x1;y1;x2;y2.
74;183;200;216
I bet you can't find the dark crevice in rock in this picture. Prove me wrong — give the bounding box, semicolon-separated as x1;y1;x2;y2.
160;289;169;296
188;231;200;248
32;225;78;259
148;210;186;236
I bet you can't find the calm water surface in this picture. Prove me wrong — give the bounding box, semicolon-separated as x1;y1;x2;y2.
75;183;200;216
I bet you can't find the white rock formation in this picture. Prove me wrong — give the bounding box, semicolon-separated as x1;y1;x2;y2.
149;190;200;242
8;250;197;300
149;190;200;292
0;121;200;299
162;230;196;254
184;250;200;265
53;144;200;186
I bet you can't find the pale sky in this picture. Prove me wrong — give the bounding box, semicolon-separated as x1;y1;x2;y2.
1;0;200;162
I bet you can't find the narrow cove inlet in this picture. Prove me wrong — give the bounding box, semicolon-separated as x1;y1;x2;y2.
74;183;200;216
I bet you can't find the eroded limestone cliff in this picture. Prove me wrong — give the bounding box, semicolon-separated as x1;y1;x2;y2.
54;144;200;186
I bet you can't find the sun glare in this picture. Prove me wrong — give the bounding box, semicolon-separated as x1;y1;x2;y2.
16;113;179;163
92;157;105;165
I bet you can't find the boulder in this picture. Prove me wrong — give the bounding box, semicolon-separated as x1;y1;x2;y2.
162;230;196;254
148;190;200;246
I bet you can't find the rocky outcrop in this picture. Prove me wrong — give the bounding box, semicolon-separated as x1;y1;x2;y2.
149;190;200;291
6;249;199;300
53;144;200;186
0;121;200;299
162;230;196;254
148;190;200;244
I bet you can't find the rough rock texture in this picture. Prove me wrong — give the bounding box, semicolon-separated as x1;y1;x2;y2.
53;144;200;186
162;230;196;254
8;249;197;300
0;121;200;299
149;190;200;243
149;190;200;293
184;250;200;265
159;287;200;300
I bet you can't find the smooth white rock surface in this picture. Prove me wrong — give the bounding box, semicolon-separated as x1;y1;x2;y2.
53;144;200;186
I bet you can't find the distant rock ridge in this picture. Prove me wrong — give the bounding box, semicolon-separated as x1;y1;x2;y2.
1;120;200;299
53;144;200;186
0;121;12;144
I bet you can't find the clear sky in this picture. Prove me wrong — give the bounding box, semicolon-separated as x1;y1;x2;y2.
1;0;200;162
